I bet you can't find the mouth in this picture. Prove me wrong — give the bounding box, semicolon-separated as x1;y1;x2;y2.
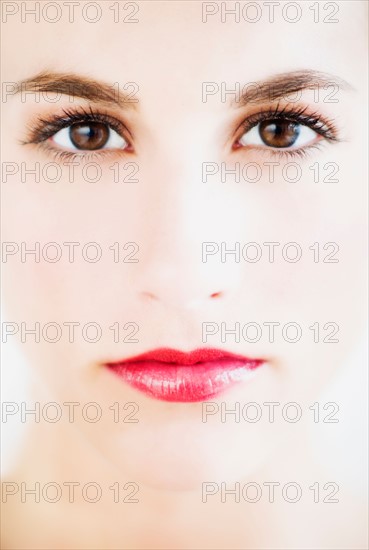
104;348;265;402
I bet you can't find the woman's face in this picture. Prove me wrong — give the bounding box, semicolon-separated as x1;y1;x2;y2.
2;1;367;489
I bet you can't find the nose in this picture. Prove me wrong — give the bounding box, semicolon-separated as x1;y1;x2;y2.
131;160;243;310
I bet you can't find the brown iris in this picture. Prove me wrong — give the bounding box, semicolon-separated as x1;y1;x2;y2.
69;122;110;150
259;120;300;148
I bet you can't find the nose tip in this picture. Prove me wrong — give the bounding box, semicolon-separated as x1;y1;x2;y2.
135;262;227;310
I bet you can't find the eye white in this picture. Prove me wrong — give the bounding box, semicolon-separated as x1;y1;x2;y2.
51;125;128;150
239;123;317;148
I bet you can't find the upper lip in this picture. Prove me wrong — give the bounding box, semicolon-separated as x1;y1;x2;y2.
106;347;263;366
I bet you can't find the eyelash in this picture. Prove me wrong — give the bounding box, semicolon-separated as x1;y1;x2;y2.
233;104;339;159
23;106;132;161
23;104;339;161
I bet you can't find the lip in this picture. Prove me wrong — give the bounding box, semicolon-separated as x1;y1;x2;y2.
104;348;265;402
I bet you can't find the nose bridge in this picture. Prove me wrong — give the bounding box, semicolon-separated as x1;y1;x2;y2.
139;127;217;251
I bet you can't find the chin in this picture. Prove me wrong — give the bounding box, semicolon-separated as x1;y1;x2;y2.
96;421;277;492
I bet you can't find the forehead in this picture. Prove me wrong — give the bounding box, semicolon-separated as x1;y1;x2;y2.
1;1;367;94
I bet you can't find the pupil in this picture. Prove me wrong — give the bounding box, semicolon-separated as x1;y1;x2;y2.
259;120;300;148
70;122;109;150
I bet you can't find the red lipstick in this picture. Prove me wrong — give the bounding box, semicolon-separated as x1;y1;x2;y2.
105;348;264;402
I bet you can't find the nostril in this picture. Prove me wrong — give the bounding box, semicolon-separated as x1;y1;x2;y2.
141;291;158;302
210;292;222;299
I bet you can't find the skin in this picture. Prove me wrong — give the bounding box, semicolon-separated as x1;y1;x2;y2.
1;1;367;548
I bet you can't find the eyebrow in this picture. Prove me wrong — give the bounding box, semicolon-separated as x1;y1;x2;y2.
14;70;352;110
13;71;138;109
234;70;353;106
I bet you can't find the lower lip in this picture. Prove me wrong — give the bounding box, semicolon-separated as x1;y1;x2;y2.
105;357;264;402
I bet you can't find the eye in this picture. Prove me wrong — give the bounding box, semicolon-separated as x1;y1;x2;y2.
239;119;318;149
51;121;128;151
